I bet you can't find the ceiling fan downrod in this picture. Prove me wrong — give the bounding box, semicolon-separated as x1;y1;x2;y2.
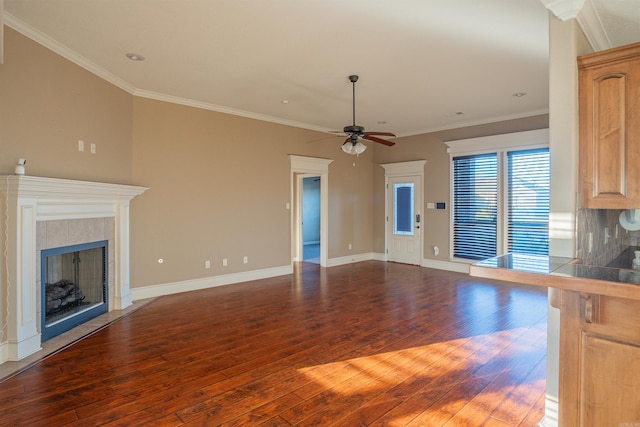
350;75;358;127
344;75;364;139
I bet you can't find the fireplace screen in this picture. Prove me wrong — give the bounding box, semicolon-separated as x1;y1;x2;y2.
41;240;108;341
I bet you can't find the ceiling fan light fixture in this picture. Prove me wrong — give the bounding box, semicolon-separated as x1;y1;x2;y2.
342;141;367;155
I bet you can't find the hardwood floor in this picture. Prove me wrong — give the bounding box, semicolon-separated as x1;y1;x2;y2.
0;261;548;426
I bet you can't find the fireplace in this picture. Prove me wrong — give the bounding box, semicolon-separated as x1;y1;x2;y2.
41;240;108;341
0;175;147;364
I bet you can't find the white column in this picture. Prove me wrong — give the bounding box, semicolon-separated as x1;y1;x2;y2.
540;0;585;21
113;201;133;310
543;13;591;427
6;195;42;361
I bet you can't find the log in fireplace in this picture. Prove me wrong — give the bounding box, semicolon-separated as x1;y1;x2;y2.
41;240;108;341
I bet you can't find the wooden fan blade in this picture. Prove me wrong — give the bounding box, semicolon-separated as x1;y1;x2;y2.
363;135;395;146
364;131;396;137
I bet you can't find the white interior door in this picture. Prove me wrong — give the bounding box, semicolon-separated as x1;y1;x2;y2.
388;176;422;265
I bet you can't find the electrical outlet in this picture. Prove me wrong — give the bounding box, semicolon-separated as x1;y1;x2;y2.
90;143;96;154
243;256;248;264
78;140;84;152
348;243;352;250
205;260;211;269
223;258;227;267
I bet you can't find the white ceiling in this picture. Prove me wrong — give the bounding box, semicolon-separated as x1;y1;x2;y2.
3;0;639;138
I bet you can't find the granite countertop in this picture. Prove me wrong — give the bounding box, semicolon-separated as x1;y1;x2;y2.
606;246;640;269
470;252;640;300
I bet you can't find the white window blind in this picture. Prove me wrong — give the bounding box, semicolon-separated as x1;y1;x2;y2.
507;148;550;256
452;148;550;261
452;153;498;260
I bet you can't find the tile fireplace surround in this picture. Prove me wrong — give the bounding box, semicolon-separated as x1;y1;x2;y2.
0;175;147;364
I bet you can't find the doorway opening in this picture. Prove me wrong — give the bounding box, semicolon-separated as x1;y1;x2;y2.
290;155;332;267
302;176;321;263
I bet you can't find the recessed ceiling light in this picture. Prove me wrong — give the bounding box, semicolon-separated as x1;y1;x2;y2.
512;92;527;97
125;53;145;61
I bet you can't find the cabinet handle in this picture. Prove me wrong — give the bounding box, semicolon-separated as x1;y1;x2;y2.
584;297;594;323
582;294;599;324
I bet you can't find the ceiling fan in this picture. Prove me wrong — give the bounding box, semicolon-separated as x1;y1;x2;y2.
337;75;396;155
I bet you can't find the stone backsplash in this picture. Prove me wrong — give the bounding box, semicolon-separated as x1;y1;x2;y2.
577;208;640;267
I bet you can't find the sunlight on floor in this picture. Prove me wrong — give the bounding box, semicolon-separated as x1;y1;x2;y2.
296;325;546;425
298;327;537;392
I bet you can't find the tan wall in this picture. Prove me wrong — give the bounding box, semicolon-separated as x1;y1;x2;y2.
130;97;375;287
0;29;132;183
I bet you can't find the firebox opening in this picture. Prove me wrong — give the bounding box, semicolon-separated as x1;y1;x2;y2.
41;240;108;341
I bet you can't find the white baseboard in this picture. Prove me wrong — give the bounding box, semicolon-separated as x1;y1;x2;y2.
421;258;470;273
131;256;471;301
0;340;7;365
327;253;471;274
131;264;293;301
539;394;558;427
326;252;376;267
372;252;387;261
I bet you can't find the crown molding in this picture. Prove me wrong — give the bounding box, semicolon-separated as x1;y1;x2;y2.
540;0;585;21
4;12;137;94
133;89;332;133
4;8;557;137
5;12;334;135
539;0;610;52
399;108;549;138
576;0;611;51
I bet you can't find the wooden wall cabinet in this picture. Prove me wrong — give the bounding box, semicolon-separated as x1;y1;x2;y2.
559;290;640;426
578;42;640;209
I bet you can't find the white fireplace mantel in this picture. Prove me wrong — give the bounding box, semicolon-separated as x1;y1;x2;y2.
0;175;148;363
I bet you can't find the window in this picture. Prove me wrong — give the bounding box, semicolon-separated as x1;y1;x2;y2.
394;183;414;235
507;149;550;256
452;154;498;260
451;147;550;260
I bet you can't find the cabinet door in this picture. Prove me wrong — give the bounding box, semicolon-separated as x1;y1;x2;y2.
579;46;640;209
560;291;640;426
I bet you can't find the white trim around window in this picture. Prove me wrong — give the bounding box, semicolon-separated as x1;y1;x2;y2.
445;128;549;157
